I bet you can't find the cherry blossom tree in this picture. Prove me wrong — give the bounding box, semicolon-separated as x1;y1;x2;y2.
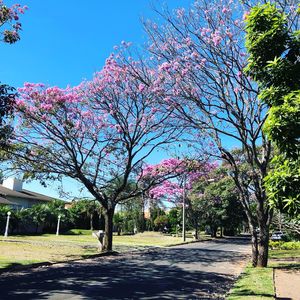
9;53;182;251
141;0;298;266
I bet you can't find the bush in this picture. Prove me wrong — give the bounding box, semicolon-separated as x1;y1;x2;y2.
269;240;300;250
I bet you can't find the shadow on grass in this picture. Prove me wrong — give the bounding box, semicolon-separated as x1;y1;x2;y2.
0;262;25;269
228;288;274;298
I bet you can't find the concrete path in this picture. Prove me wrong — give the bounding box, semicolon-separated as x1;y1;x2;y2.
274;268;300;300
0;237;250;299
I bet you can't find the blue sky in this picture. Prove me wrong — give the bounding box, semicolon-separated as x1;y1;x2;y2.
1;0;191;88
1;0;193;200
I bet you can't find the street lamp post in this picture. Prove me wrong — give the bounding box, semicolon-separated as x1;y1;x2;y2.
182;175;186;242
56;214;61;236
4;211;11;237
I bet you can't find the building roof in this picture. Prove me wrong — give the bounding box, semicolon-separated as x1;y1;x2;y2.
0;185;55;202
0;196;17;205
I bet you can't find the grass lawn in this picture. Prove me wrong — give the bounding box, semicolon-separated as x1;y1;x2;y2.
226;247;300;300
269;249;300;260
0;231;193;270
114;231;193;247
226;265;274;300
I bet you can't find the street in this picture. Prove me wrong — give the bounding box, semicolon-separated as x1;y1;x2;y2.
0;237;251;299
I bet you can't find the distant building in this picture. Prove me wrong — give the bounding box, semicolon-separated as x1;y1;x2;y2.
0;177;56;210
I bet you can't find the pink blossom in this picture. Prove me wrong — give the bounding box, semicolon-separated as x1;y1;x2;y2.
211;31;222;46
222;7;229;14
138;83;146;92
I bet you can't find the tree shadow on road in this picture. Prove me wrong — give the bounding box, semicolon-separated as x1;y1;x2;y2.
0;243;249;299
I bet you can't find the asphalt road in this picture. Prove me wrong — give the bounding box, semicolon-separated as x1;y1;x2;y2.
0;237;251;300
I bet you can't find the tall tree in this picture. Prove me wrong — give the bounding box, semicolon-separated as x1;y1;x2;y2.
141;0;294;266
9;53;182;251
245;3;300;217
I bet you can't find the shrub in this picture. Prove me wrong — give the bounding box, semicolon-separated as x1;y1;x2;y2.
269;240;300;250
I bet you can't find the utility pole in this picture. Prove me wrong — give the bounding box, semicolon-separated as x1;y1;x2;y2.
182;175;186;242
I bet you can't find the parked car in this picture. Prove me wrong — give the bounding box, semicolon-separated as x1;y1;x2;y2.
270;231;285;241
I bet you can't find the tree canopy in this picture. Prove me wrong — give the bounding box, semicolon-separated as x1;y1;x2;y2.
245;3;300;217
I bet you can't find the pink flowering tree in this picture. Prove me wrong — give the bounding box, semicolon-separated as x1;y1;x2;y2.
141;158;217;238
0;2;27;147
142;0;299;267
0;1;27;44
10;53;183;251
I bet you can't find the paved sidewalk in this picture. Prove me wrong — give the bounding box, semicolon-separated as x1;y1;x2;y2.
0;238;250;299
274;268;300;300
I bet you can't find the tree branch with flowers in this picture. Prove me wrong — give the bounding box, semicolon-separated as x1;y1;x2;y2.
0;1;27;44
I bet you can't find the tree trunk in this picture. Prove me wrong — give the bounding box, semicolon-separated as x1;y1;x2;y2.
90;214;94;231
238;193;259;267
257;223;270;267
251;231;259;267
247;222;259;267
211;226;217;238
102;207;115;252
194;223;199;240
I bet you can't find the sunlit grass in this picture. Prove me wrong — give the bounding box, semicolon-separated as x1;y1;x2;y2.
226;265;274;299
0;231;194;270
114;231;193;246
269;249;300;260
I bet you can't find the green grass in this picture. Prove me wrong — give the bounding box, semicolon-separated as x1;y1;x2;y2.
114;231;193;247
227;247;300;299
268;248;300;269
0;231;194;270
269;248;300;260
0;236;98;270
226;265;274;300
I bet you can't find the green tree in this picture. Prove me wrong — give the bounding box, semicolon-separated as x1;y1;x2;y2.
147;206;165;231
117;197;145;234
203;177;245;236
113;212;124;235
154;215;169;232
167;207;181;233
190;167;245;238
29;200;69;233
69;198;102;230
245;3;300;217
74;199;98;230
